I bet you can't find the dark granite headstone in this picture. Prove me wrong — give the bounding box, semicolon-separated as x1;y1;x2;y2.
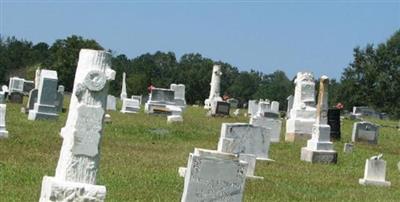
27;89;38;112
23;81;35;95
328;109;341;140
264;112;279;119
9;92;23;104
215;101;230;116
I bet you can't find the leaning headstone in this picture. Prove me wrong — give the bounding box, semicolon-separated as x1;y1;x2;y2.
121;98;140;113
0;104;8;138
286;72;317;142
359;154;391;186
328;108;341;140
180;148;248;202
301;76;337;164
8;77;25;93
204;64;223;109
120;72;127;100
39;49;115;202
28;70;59;120
26;89;38;113
352;121;379;144
55;85;65;113
8;92;23;104
217;123;272;161
106;95;117;111
343;143;354;153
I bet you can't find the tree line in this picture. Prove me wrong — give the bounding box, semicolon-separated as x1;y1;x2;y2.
0;30;399;117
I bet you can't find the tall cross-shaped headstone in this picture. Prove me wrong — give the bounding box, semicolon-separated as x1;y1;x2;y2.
39;49;115;202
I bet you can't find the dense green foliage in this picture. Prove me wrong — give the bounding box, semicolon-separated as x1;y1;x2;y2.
0;30;399;116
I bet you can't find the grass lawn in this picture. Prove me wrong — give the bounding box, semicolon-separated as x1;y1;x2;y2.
0;96;399;201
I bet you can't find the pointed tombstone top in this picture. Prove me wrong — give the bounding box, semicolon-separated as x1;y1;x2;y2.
316;75;329;125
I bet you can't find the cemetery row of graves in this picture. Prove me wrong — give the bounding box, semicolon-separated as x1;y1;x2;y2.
0;49;399;201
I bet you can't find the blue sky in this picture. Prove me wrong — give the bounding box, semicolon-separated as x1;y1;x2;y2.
1;0;399;80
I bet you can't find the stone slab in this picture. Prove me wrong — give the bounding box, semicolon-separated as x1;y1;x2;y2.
300;147;337;164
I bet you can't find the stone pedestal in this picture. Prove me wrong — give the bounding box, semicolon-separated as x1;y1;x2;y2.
39;49;115;201
0;104;8;138
300;147;337;163
121;98;140;113
204;65;222;109
359;158;391;187
39;176;106;202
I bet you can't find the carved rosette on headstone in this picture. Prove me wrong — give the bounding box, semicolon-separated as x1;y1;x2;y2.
300;76;337;164
39;49;115;202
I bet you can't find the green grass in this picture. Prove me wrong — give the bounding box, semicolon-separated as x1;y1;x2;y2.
0;96;399;201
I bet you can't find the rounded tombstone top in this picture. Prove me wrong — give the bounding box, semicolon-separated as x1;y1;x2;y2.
296;72;314;83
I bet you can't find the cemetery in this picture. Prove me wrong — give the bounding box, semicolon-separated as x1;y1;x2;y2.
0;3;399;201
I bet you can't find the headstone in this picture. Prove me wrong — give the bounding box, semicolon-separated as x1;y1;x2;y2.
343;143;354;153
204;64;223;109
328;109;341;140
210;101;230;116
35;68;41;89
120;72;127;100
131;95;142;105
180;148;248;202
23;80;35;94
0;86;8;104
145;88;180;115
285;72;317;142
8;77;25;93
26;89;38;113
39;49;115;202
286;95;294;119
352;121;379;144
301;76;337;164
238;154;263;179
167;114;183;123
217;123;272;161
104;114;112;123
106;95;117;111
227;98;239;108
359;154;390;186
8;92;23;104
248;100;258;115
55;85;65;113
270;101;279;113
28;70;59;120
0;104;8;138
170;83;186;107
250;101;281;143
121;98;140;113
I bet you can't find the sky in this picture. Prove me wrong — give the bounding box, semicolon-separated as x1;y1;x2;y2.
0;0;399;80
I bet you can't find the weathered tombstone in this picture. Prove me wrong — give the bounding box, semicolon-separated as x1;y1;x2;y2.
343;143;354;153
55;85;65;113
227;98;239;108
301;76;337;164
8;77;25;93
180;148;248;202
328;108;341;140
8;92;23;104
250;101;281;143
145;88;179;115
270;101;279;113
210;101;230;116
23;80;34;94
204;64;223;109
359;154;391;186
352;121;379;144
106;95;117;111
286;95;294;119
217;123;272;161
286;72;317;142
170;83;186;107
26;89;38;113
0;103;8;138
39;49;115;202
28;70;59;120
120;72;127;100
247;100;258;115
121;98;140;113
131;95;142;105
